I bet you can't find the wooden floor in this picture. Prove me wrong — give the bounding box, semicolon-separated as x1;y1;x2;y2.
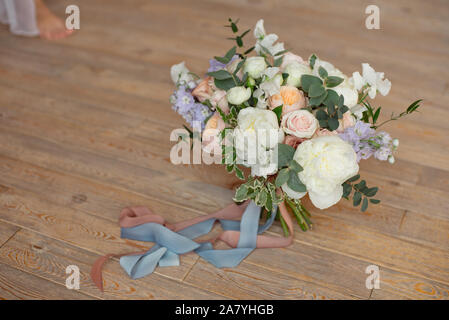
0;0;448;300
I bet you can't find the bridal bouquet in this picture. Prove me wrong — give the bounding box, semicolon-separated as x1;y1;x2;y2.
169;18;421;233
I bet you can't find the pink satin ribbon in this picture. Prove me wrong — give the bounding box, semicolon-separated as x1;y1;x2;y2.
91;199;294;291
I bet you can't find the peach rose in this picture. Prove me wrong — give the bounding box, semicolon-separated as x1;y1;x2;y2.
314;128;338;137
280;52;306;71
211;89;229;114
337;111;356;133
269;86;306;116
202;113;225;154
283;135;305;149
281;109;318;139
192;77;213;103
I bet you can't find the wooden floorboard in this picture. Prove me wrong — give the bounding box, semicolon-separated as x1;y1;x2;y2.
0;0;448;299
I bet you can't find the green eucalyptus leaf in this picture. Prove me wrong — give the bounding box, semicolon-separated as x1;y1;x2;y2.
289;159;303;173
328;117;339;131
318;119;328;128
318;66;328;79
353;191;362;206
300;74;323;92
277;143;295;168
361;197;369;212
325;76;344;88
347;174;360;182
324;89;339;106
309;54;317;69
309;91;328;106
275;168;290;187
207;69;232;80
316;109;328;120
364;187;378;197
309;83;326;97
287;170;307;192
214;78;236;90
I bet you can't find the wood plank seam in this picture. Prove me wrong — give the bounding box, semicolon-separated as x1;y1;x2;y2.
0;227;20;249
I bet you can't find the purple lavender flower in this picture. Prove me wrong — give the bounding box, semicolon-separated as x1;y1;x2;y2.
374;147;392;161
340;120;393;162
170;85;212;130
207;55;238;73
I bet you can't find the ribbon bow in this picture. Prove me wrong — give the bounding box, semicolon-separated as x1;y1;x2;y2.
91;200;294;291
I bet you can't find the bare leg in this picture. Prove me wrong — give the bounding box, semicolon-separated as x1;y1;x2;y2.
35;0;74;40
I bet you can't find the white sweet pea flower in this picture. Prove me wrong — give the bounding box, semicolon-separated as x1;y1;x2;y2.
170;61;194;85
253;19;285;56
253;88;268;109
294;136;359;209
259;68;283;97
350;104;368;120
226;86;251;105
352;63;391;99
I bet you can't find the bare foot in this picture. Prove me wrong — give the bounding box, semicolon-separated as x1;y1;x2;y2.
35;0;74;40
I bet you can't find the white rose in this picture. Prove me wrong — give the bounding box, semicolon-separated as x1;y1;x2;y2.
226;86;251;105
294;136;359;209
244;57;267;79
234;108;284;177
284;62;312;87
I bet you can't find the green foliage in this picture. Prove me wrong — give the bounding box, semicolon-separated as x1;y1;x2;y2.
342;175;380;212
285;197;312;232
309;54;317;69
277;143;295;168
371;99;423;129
276;144;306;192
304;81;349;131
233;178;283;211
272;105;283;122
358;89;422;130
225;18;251;50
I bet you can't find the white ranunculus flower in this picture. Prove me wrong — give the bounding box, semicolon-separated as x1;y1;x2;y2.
170;61;194;85
282;183;306;200
244;57;267;79
352;63;391;99
226;86;251;105
234;108;284;177
284;62;312;87
294;136;359;209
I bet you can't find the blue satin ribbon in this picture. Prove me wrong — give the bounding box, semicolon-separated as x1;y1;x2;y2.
119;201;276;279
